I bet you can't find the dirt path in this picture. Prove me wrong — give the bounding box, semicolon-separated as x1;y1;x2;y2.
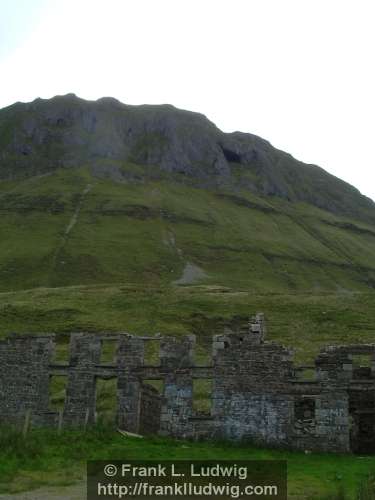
0;481;86;500
64;183;93;237
52;182;93;267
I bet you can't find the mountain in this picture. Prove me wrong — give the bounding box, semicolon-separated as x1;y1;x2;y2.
0;93;375;293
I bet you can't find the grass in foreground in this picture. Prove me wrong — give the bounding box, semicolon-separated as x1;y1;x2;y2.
1;427;375;498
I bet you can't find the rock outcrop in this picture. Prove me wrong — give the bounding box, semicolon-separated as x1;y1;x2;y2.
1;93;374;222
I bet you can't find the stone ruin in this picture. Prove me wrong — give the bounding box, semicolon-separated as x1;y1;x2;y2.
1;313;375;453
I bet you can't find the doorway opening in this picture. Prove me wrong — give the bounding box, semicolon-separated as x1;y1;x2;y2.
139;380;164;435
349;387;375;453
95;378;118;426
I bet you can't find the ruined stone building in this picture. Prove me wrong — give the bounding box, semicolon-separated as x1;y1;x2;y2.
0;314;374;453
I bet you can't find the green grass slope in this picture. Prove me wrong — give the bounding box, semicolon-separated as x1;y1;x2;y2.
1;283;375;363
0;166;375;293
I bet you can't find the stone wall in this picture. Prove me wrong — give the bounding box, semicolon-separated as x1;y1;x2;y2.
211;322;294;445
0;314;374;452
0;335;55;427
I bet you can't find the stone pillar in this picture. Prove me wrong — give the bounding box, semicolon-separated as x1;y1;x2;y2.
159;335;195;438
117;335;144;432
63;333;101;427
249;312;266;344
0;335;54;427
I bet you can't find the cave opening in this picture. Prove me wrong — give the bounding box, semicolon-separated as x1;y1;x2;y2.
221;147;242;163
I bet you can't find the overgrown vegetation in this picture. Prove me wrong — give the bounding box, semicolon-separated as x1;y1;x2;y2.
0;426;375;498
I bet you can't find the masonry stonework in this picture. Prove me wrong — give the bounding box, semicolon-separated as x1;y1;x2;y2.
1;314;374;453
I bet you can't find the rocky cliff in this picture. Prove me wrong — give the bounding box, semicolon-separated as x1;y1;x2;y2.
1;94;373;222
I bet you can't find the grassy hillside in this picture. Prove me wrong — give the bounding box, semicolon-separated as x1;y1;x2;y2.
1;283;375;363
1;166;375;293
1;163;375;359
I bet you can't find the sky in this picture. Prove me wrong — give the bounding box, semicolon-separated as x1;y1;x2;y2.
0;0;374;200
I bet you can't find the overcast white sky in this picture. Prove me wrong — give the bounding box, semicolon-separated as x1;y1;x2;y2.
1;0;374;200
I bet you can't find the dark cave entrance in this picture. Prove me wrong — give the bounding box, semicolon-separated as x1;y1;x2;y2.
221;147;242;163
